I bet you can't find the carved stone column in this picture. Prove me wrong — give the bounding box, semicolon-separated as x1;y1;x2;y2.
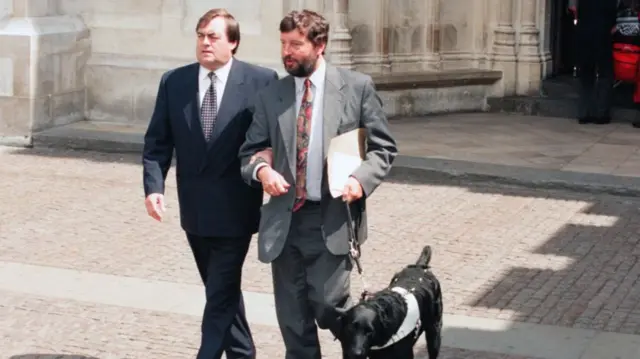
419;0;441;70
516;0;542;95
348;0;389;74
490;0;517;96
324;0;354;68
386;0;440;73
385;0;423;72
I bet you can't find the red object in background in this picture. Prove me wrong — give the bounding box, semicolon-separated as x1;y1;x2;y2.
613;43;640;82
613;42;640;103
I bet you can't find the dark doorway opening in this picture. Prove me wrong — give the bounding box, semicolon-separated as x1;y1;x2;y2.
549;0;575;77
546;0;637;110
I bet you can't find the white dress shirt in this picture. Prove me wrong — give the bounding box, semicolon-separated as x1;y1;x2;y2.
253;59;326;201
293;59;325;200
198;57;233;112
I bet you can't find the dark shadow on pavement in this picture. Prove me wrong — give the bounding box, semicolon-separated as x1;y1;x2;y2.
387;162;640;337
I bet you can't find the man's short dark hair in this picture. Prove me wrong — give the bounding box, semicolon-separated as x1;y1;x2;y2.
196;8;241;55
279;9;330;50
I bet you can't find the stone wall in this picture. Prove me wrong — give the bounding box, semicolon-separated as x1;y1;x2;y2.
56;0;285;125
346;0;548;97
0;0;90;145
0;0;552;144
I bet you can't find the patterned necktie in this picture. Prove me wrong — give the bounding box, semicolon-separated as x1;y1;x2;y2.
201;72;217;141
292;78;313;212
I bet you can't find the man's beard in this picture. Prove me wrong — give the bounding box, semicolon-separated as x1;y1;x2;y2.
282;55;317;77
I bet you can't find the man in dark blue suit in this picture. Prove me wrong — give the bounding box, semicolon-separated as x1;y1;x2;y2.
142;8;278;359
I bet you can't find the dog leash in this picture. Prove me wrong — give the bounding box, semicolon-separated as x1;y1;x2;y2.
344;201;371;302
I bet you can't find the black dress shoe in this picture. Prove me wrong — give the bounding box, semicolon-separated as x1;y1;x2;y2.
593;117;611;124
578;116;593;124
632;121;640;128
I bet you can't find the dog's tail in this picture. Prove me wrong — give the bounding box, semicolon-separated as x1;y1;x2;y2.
416;245;432;267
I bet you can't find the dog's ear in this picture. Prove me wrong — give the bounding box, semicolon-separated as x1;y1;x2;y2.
332;307;349;341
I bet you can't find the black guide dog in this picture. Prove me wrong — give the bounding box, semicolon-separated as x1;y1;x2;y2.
334;245;443;359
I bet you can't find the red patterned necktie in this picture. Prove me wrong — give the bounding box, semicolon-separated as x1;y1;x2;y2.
292;78;313;212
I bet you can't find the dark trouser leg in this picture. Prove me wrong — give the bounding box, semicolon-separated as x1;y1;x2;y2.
187;233;255;359
594;43;614;121
577;61;597;120
271;203;351;359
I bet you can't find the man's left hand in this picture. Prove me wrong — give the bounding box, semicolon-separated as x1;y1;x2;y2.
342;176;363;203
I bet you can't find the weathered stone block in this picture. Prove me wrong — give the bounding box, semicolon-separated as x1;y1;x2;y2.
0;97;30;136
50;89;85;126
85;65;135;123
12;0;59;17
132;69;166;124
0;33;31;58
88;0;162;14
0;57;14;96
0;14;90;145
0;95;50;138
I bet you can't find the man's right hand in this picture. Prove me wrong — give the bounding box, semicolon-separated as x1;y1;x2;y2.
257;166;290;197
145;193;166;221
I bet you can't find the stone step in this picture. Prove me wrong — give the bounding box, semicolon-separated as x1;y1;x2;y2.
487;96;640;122
373;69;502;117
487;78;640;121
33;121;146;153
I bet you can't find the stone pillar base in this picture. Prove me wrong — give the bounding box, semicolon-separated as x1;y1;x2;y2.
516;60;542;95
0;10;90;146
488;60;517;97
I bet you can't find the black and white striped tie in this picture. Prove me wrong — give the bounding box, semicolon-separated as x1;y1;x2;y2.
201;72;217;141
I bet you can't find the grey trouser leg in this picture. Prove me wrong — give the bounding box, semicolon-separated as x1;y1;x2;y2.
271;203;351;359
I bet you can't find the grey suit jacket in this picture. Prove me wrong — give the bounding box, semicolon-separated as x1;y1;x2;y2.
238;64;398;263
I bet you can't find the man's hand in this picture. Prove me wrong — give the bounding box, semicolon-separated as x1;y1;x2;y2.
342;176;363;203
145;193;166;221
250;148;273;167
257;166;290;197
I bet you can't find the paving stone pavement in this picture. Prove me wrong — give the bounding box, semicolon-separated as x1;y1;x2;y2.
2;146;640;357
0;291;540;359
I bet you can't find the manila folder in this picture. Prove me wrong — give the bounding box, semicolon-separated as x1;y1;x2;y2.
327;128;367;198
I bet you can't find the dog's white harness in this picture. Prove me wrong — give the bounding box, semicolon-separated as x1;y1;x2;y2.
370;287;422;350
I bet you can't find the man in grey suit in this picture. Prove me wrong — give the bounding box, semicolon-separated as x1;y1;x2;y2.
238;9;397;358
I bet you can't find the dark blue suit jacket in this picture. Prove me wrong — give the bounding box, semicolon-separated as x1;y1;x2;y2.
142;59;279;237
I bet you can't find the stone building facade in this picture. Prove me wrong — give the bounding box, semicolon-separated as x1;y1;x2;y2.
0;0;560;145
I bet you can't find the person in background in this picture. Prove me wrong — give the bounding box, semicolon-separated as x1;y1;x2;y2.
568;0;619;125
612;0;640;128
141;8;278;359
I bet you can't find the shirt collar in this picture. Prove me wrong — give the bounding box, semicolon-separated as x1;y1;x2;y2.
199;57;234;83
294;57;326;92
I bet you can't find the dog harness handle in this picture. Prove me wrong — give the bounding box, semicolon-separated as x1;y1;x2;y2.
344;201;371;301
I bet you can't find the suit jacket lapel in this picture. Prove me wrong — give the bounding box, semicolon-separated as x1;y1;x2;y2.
208;59;245;148
277;76;298;178
322;65;346;159
182;63;207;143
